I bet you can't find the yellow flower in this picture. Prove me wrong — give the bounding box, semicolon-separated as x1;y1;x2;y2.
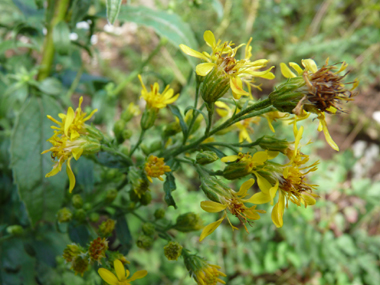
199;178;265;241
183;251;226;285
138;75;179;109
249;124;319;227
98;259;147;285
215;101;260;143
144;155;171;183
280;58;358;151
180;30;274;99
263;111;288;133
42;134;87;193
47;96;97;140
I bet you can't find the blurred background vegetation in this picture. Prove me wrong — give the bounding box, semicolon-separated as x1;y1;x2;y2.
1;0;380;284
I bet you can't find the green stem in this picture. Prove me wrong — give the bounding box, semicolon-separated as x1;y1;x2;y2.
200;142;240;153
110;39;166;97
183;78;200;144
100;145;133;166
129;130;146;157
37;0;71;81
65;64;84;99
205;103;214;136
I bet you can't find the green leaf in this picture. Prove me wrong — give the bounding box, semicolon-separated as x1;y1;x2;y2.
70;0;92;27
115;215;133;254
68;222;90;247
96;151;129;169
169;105;188;139
53;21;70;55
106;0;123;25
211;0;224;21
38;77;63;95
11;96;66;227
163;172;177;209
117;5;198;65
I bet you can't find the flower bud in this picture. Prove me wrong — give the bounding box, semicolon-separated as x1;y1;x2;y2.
122;129;133;140
57;207;72;223
127;201;136;211
200;176;230;202
173;212;203;232
154;208;166;220
121;102;140;122
196;151;219;165
6;225;24;236
222;162;252;180
90;212;100;222
74;209;87;222
164;241;183;261
72;194;83;209
140;143;150;156
85;125;104;141
140;192;152;206
256;136;289;152
163;121;181;137
83;203;92;211
106;188;118;203
63;244;84;263
142;223;155;236
71;255;89;276
141;108;157;130
113;119;126;144
98;219;116;237
136;235;154;249
89;237;108;263
108;251;130;265
201;67;230;104
128;167;150;198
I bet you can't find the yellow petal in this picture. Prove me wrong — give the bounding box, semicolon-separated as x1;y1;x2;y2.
267;151;279;160
253;172;272;194
319;116;339;151
128;270;148;282
179;44;209;61
245;192;271;204
45;164;61;177
271;192;285;228
64;107;75;136
302;194;316;206
200;201;227;213
47;115;61;125
289;62;303;75
199;214;226;242
138;74;147;93
280;63;296;78
249;67;275;79
266;116;275;132
251;151;268;164
336;62;348;74
230;77;250;97
196;63;215;76
72;147;83;160
204;30;216;48
269;180;279;204
114;259;125;281
302;59;318;73
221;155;239;163
66;157;76;193
245;209;261;220
84;109;98;121
98;268;119;285
237;178;255;197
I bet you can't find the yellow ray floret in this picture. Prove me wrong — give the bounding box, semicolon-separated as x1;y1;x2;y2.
144;155;171;183
98;259;147;285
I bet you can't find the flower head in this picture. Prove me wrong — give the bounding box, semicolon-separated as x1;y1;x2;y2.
144;155;171;182
89;237;108;263
277;58;358;151
183;250;226;285
138;75;179;109
180;30;274;100
98;259;147;285
199;178;265;241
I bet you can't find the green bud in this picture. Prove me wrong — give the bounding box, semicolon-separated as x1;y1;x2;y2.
83;203;92;211
122;129;133;140
149;140;162;153
126;202;136;211
106;188;118;203
257;136;289;152
71;255;89;276
129;190;139;202
196;151;219;165
154;208;166;220
121;102;140;122
140;143;150;156
6;225;24;236
63;244;84;263
136;235;154;249
74;209;86;222
142;223;155;236
200;176;231;202
98;219;116;237
163;121;181;137
113;119;126;144
173;212;203;232
89;212;100;222
85;125;104;141
128;167;150;198
141;108;157;130
223;162;252;180
201;67;230;104
164;241;183;261
72;194;83;209
57;208;72;223
140;192;152;206
108;251;129;264
119;145;129;156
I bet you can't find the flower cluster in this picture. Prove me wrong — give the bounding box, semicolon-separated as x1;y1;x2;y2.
144;155;171;182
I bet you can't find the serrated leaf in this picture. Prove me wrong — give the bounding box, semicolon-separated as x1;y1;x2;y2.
115;215;133;254
117;5;198;66
163;172;177;209
169;105;188;139
106;0;123;25
53;21;70;55
11;96;66;227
